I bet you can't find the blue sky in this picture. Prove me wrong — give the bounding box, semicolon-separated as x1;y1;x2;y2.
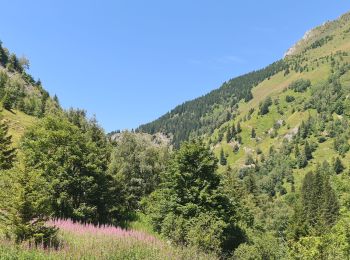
1;1;350;132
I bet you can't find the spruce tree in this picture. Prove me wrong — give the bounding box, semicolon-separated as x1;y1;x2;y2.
251;128;256;138
0;116;16;170
220;148;227;166
226;128;232;143
12;166;58;246
333;157;345;174
231;123;236;137
304;141;312;160
236;122;242;133
297;171;339;236
2;92;13;111
146;139;245;253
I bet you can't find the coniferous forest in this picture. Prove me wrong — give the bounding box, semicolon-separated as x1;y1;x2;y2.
2;9;350;260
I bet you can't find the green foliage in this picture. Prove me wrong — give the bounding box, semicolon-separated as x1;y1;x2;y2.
309;35;334;50
251;127;256;138
20;114;113;224
258;96;272;115
0;115;16;170
308;76;343;113
289;168;339;239
108;131;170;218
219;148;227;166
333;157;345;174
0;115;57;247
226;127;232;143
0;42;59;118
289;79;311;93
146;140;245;254
234;232;286;260
285;95;295;103
9;167;58;247
138;60;286;147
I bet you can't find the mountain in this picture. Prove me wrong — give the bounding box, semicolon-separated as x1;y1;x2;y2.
2;9;350;260
136;12;350;257
0;41;61;144
138;12;350;150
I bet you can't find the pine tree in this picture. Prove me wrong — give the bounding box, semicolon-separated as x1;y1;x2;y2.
12;166;58;246
146;139;245;253
304;141;312;160
233;143;239;153
0;116;16;170
2;92;14;111
237;135;242;144
236;122;242;133
218;132;223;142
231;124;236;137
294;144;300;158
333;157;345;174
226;128;232;143
220;148;227;165
251;128;256;138
298;152;307;168
297;170;339;236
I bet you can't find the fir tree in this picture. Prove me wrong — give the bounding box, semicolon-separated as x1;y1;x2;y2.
226;128;232;143
304;141;313;160
2;92;14;111
220;148;227;166
295;170;339;237
251;128;256;138
0;116;16;170
231;123;236;137
236;122;242;133
333;157;345;174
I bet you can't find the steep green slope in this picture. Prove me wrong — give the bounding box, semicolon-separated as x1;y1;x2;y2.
205;12;350;258
135;12;350;258
138;11;350;151
138;60;286;147
211;11;350;173
0;41;60;145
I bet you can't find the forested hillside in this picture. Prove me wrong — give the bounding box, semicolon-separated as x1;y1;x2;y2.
0;41;60;144
140;11;350;259
138;60;286;147
2;10;350;260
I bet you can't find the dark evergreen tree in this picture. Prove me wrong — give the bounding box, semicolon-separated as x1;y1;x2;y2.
291;170;339;238
146;139;245;254
251;128;256;138
226;127;232;143
304;141;313;160
231;123;237;137
0;116;16;170
259;96;272;115
333;157;345;174
236;122;242;133
220;148;227;166
218;132;223;142
2;92;14;111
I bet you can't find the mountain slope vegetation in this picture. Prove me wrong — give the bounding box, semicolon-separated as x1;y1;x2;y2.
138;60;286;147
2;10;350;260
137;11;350;259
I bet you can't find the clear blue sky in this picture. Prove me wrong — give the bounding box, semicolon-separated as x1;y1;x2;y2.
1;1;350;132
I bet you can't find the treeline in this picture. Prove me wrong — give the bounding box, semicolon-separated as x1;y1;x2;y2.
227;65;350;258
0;108;247;255
138;60;287;147
0;109;172;245
0;41;59;117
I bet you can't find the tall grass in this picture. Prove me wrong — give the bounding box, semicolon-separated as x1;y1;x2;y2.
0;219;216;259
